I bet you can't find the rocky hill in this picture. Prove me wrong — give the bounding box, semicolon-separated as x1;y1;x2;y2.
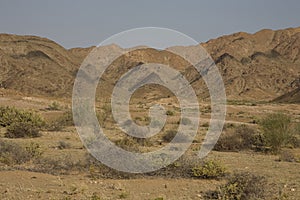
273;87;300;103
0;27;299;102
0;34;92;97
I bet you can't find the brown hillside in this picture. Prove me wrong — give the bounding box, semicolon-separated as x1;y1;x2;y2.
0;27;300;101
0;34;82;97
273;86;300;103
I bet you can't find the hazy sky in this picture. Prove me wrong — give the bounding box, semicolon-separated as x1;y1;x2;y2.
1;0;299;48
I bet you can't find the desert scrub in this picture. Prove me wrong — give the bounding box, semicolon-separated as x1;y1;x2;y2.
214;125;256;151
0;106;45;127
0;140;42;165
5;121;41;138
0;106;44;138
260;113;295;153
205;172;268;200
192;160;226;179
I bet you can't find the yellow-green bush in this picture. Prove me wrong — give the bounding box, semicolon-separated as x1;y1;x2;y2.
0;106;44;127
192;160;226;179
0;106;45;138
260;113;294;153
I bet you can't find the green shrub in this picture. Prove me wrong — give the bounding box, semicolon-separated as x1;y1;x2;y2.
5;121;41;138
214;125;255;151
25;142;43;158
260;113;293;153
0;106;45;127
192;160;226;179
205;172;267;200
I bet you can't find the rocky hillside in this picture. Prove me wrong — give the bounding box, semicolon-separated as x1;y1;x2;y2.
0;27;299;101
273;87;300;103
202;27;300;100
0;34;92;97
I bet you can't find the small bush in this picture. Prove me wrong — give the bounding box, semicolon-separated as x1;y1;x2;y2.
115;137;139;152
205;172;267;200
47;101;61;111
202;122;209;127
58;141;71;150
0;140;42;165
162;130;190;143
214;125;255;151
0;106;44;138
0;106;45;127
166;110;174;116
260;113;293;153
162;130;177;142
34;154;84;175
5;121;41;138
25;142;43;158
192;160;226;179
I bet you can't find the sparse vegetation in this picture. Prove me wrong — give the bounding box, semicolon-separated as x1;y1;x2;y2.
0;106;44;138
205;172;268;200
162;130;177;142
5;121;41;138
58;141;71;149
0;140;42;165
0;106;45;128
214;125;256;151
192;160;226;179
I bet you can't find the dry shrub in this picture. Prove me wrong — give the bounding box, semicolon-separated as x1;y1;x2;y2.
214;125;255;151
205;172;268;200
5;121;41;138
0;140;42;165
34;154;85;175
278;150;297;162
192;160;226;179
